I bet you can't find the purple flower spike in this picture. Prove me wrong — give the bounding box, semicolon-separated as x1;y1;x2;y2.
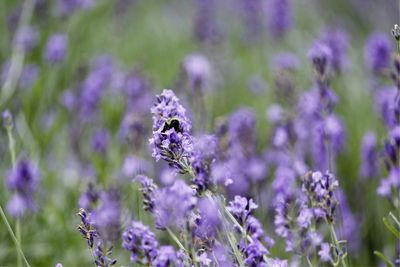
266;0;293;39
149;89;194;173
44;33;68;64
360;132;379;179
364;32;392;74
308;41;332;76
6;158;40;218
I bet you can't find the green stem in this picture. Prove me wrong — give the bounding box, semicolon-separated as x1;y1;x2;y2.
7;126;16;168
0;206;30;267
306;256;314;267
328;223;347;267
89;246;97;267
166;227;186;252
16;220;21;267
0;0;36;107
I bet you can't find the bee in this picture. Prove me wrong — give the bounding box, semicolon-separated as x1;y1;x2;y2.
161;117;181;133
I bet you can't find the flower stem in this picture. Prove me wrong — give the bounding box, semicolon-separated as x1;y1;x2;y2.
328;223;347;267
306;256;314;267
16;220;21;267
6;125;16;168
5;114;29;267
0;206;30;267
166;227;186;252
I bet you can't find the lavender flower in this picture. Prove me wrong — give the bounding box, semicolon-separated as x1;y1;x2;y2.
182;54;212;92
93;241;117;267
153;179;197;229
122;221;159;264
6;158;40;218
318;243;332;262
193;0;220;45
308;41;332;76
152;246;183;267
271;53;300;71
228;107;257;156
14;25;39;52
320;28;349;73
301;171;339;222
91;189;121;242
191;134;217;192
239;0;264;42
149;89;193;173
364;32;392;74
44;33;68;64
79;55;115;119
91;128;110;154
135;175;157;212
360;132;379;179
266;0;293;39
77;208;98;248
79;183;99;211
19;64;39;90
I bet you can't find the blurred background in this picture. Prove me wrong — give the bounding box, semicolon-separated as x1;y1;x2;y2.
0;0;399;266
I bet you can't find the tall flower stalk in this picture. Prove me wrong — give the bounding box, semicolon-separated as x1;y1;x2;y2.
1;110;30;267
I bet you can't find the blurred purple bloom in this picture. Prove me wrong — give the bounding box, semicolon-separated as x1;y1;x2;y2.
364;32;392;74
79;183;99;211
122;221;159;264
182;54;212;91
79;55;116;119
91;189;121;242
91;128;110;154
360;132;378;179
191;134;217;191
6;158;40;218
44;33;68;64
153;179;197;229
196;198;221;239
377;168;400;197
308;41;332;76
121;155;150;179
57;0;94;16
14;25;39;52
266;104;285;124
60;90;76;111
336;189;361;253
240;0;264;42
152;246;183;267
266;0;293;38
320;28;349;73
374;86;397;128
271;53;300;71
228;107;257;156
318;243;332;262
19;64;39;90
193;0;221;44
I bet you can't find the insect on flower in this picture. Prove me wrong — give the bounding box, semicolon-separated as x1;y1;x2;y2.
161;117;181;133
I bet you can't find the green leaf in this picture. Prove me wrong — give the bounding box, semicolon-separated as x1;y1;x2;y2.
373;251;395;267
383;217;400;239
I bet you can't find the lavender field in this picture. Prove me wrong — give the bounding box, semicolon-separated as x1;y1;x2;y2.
0;0;399;266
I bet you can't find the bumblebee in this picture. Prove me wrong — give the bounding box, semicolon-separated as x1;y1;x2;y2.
161;117;181;133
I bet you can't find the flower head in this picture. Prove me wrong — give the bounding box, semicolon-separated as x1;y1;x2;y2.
44;33;68;64
149;89;193;173
6;158;40;218
122;221;159;264
364;32;392;74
